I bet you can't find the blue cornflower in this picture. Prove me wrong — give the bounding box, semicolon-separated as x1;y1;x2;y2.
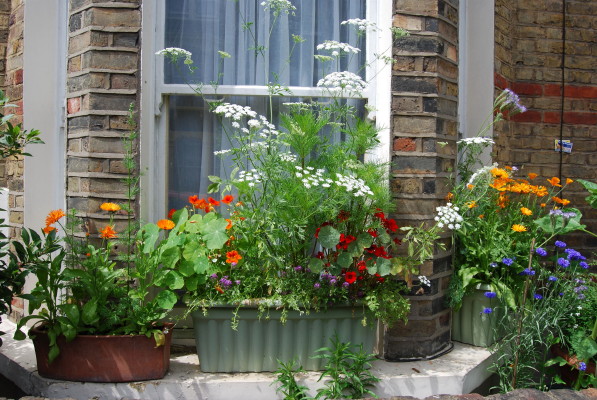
580;261;589;269
502;258;514;266
554;240;566;248
520;268;536;276
579;362;587;371
534;294;543;300
557;258;570;268
482;307;493;314
484;292;497;299
548;276;558;282
565;248;584;261
535;247;548;257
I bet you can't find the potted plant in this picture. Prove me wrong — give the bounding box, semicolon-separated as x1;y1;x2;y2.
11;109;178;382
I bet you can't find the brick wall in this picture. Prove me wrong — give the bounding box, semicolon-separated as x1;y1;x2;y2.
494;0;597;253
0;0;9;186
385;0;458;360
66;0;141;237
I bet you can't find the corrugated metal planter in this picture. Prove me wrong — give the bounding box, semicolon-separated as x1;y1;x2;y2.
451;285;503;347
31;323;174;382
192;306;376;372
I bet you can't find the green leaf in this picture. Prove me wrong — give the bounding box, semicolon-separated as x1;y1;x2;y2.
178;260;196;277
164;270;184;290
48;343;60;364
185;275;199;291
202;218;229;249
61;303;80;326
575;337;597;361
59;319;77;342
161;246;181;268
81;299;98;326
155;290;177;310
318;225;340;249
309;258;325;273
140;223;160;253
336;252;353;268
194;256;210;274
376;258;392;276
534;207;585;235
13;329;26;340
184;214;204;233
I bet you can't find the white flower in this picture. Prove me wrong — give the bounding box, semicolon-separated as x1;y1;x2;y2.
317;40;360;54
261;0;296;15
213;103;257;120
317;71;367;97
155;47;192;59
231;122;240;129
418;275;431;287
435;203;463;230
213;149;231;156
334;173;373;197
341;18;379;32
457;137;495;146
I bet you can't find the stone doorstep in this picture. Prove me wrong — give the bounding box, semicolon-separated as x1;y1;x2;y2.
0;319;494;400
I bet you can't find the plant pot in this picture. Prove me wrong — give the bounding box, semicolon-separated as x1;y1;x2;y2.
30;323;173;382
551;344;596;387
191;305;376;372
452;284;503;347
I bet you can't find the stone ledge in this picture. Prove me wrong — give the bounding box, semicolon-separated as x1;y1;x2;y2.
0;319;495;400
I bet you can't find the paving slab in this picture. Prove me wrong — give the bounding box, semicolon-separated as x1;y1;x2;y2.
0;319;494;400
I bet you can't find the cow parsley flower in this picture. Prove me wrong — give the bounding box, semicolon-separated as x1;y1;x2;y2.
457;137;495;146
214;103;257;121
317;40;360;55
317;71;367;97
261;0;296;16
434;203;463;230
341;18;379;32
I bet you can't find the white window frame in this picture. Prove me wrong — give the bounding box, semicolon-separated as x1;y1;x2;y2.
140;0;392;222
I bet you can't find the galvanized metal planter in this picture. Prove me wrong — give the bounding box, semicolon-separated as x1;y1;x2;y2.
451;285;502;347
31;323;174;382
192;306;376;372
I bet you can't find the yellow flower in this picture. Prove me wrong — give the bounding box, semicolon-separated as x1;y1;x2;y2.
512;224;527;232
100;202;121;212
520;207;532;216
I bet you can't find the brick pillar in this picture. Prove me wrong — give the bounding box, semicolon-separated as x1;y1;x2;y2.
0;0;10;187
384;0;458;360
66;0;140;233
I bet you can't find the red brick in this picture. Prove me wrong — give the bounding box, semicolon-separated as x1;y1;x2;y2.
564;85;597;99
67;97;81;114
11;297;23;309
511;110;541;122
543;112;561;124
14;100;23;115
13;68;23;85
494;72;509;89
394;137;416;152
511;82;543;96
563;112;597;125
544;84;561;97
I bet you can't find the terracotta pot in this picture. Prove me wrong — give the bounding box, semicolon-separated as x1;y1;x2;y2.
551;344;596;386
30;323;173;382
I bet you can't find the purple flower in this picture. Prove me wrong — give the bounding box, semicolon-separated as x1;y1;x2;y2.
482;307;493;314
219;276;232;288
534;294;543;300
548;276;558;282
580;261;589;269
520;268;535;276
294;265;303;272
314;282;321;289
557;258;570;268
210;273;218;280
235;280;241;285
578;294;586;300
554;240;566;248
535;247;548;257
342;282;350;288
502;258;514;266
484;292;497;299
579;362;587;371
329;278;337;285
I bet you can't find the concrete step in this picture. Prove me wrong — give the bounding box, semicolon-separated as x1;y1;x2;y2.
0;319;494;400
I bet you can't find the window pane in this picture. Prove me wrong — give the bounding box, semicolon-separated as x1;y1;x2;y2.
164;0;366;87
167;95;365;210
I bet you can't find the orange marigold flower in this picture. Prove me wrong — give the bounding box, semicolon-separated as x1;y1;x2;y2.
42;225;56;234
445;192;454;201
520;207;533;216
533;186;548;197
497;194;509;208
222;195;234;204
467;184;474;190
208;197;220;206
505;166;513;171
157;219;175;230
547;177;562;187
226;250;242;264
528;173;538;180
100;202;121;212
540;203;546;208
479;214;484;219
225;219;233;230
490;178;508;191
466;201;477;209
512;224;527;232
552;196;570;206
100;225;117;239
45;209;66;226
566;178;574;185
491;167;509;179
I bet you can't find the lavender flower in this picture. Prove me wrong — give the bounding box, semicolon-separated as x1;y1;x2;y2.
219;276;233;288
554;240;567;248
565;248;585;261
235;280;241;285
535;247;547;257
294;265;303;272
329;278;337;285
502;89;527;113
484;292;497;299
502;258;514;266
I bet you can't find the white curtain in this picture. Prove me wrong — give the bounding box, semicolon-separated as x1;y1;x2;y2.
164;0;367;210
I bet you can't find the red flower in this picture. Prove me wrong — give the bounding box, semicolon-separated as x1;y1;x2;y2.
222;195;234;204
208;197;220;206
167;208;176;219
357;260;367;273
367;229;378;238
375;273;385;283
374;211;385;220
345;271;357;284
383;218;399;233
337;210;350;222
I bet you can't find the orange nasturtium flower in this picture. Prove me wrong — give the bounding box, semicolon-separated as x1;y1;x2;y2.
222;195;234;204
157;219;175;230
520;207;533;216
42;225;56;234
225;250;242;264
547;177;562;187
100;202;121;212
100;225;117;239
512;224;527;232
208;197;220;207
225;219;233;230
45;209;66;226
528;173;538;180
